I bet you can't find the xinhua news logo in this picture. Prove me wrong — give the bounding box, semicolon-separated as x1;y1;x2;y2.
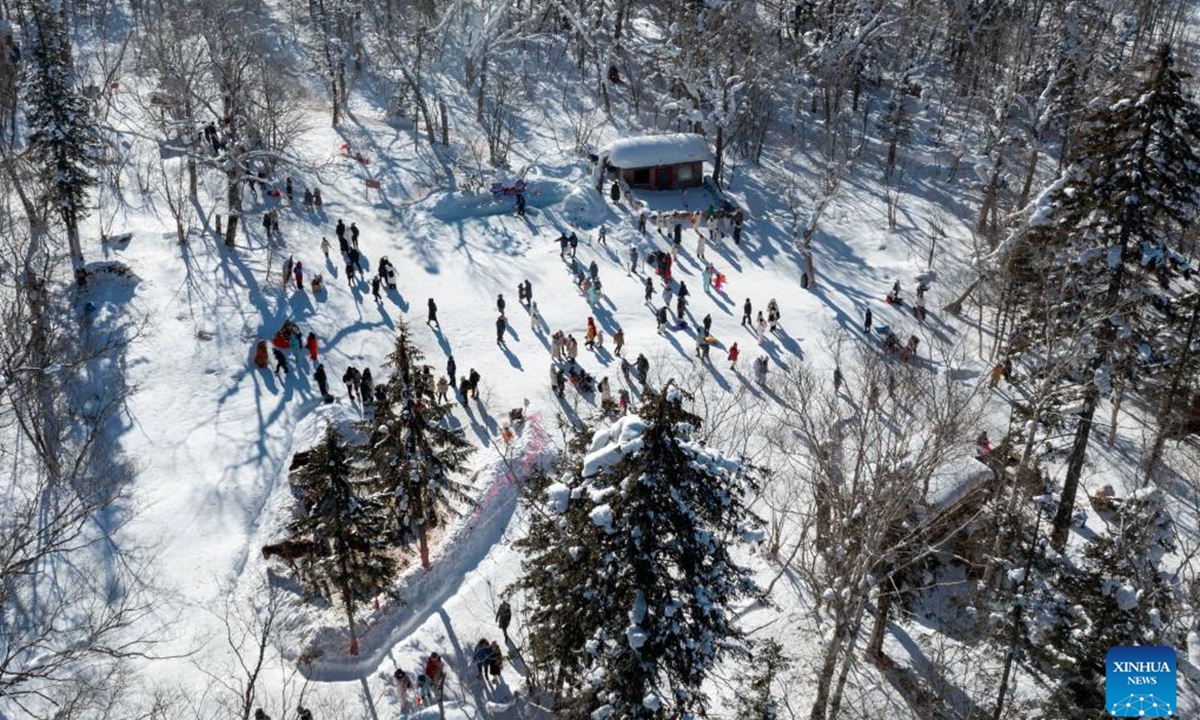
1106;646;1176;717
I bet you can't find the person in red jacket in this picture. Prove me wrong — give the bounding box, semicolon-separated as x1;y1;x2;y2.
728;342;740;371
306;332;318;362
424;652;445;698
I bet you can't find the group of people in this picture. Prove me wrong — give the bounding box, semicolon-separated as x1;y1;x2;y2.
391;601;514;712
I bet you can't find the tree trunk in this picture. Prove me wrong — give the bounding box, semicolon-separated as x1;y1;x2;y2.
1018;148;1038;209
808;621;844;720
1144;297;1200;481
713;124;724;187
1051;386;1098;551
975;152;1005;242
439;98;449;146
865;582;892;657
224;175;240;247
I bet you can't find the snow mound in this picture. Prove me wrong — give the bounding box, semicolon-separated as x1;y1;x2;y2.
560;184;609;228
425;177;574;221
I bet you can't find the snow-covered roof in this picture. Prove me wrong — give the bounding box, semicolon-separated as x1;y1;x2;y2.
602;133;712;169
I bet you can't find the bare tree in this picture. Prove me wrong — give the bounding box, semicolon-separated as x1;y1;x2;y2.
765;340;982;720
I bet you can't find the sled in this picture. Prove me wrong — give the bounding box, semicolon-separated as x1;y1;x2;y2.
705;335;718;345
672;321;689;331
267;189;282;198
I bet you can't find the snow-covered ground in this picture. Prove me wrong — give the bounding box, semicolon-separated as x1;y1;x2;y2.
7;6;1199;718
88;87;998;716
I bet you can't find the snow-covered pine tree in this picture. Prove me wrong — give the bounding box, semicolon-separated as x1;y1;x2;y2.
733;638;790;720
513;385;764;719
1014;489;1177;718
360;321;473;568
1003;44;1200;550
288;425;396;654
24;5;98;282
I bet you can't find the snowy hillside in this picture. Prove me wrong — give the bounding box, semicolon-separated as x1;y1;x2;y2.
2;1;1200;719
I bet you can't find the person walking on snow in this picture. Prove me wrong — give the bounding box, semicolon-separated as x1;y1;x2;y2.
394;670;413;714
427;298;439;327
350;222;360;249
314;363;330;398
598;225;608;246
497;293;506;316
336;219;346;243
446;355;457;387
695;329;709;360
702;313;713;335
496;601;512;642
697;232;707;261
566;335;579;361
613;327;625;356
754;355;769;385
435;375;449;402
701;264;712;290
569;232;578;259
489;640;504;680
424;653;445;700
629;243;639;273
282;255;295;290
306;332;318;361
320;236;331;260
644;277;654;303
588;260;599;281
585;317;598;349
728;343;740;371
468;368;481;398
371;275;382;302
756;312;768;343
656;306;669;334
360;368;374;405
676;294;687;319
638;211;647;234
472;643;492;681
293;260;303;289
863;307;873;333
273;348;289;377
496;315;507;345
742;298;752;326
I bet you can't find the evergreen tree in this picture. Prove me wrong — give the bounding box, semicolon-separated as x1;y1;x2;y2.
1004;44;1200;550
24;6;98;282
1013;491;1176;718
513;386;764;718
289;425;396;654
360;322;473;568
734;638;790;720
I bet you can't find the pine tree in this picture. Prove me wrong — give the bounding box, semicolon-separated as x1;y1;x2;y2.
1004;44;1200;550
1014;491;1176;718
24;5;98;283
360;322;473;568
734;638;790;720
289;425;396;654
513;386;764;718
